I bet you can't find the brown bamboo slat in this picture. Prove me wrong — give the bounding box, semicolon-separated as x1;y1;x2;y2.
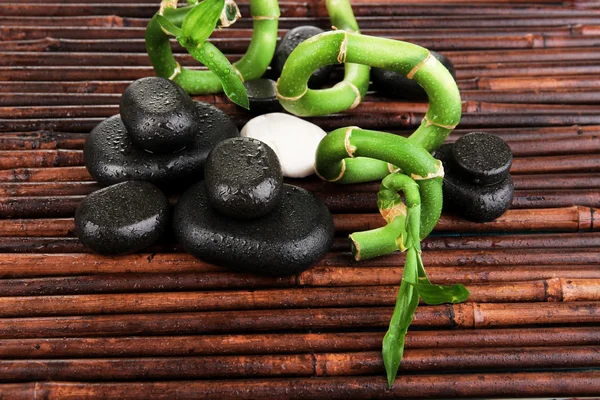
1;231;600;255
0;206;594;239
3;0;600;396
0;279;598;317
1;327;598;359
0;345;598;382
3;264;596;297
0;302;599;339
2;372;600;399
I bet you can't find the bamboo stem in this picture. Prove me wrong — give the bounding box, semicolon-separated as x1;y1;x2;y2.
2;371;600;399
0;302;598;338
0;371;599;399
0;345;598;381
0;327;598;359
0;279;598;317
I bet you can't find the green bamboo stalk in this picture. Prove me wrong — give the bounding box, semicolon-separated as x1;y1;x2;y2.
277;31;461;143
145;0;279;95
315;127;444;239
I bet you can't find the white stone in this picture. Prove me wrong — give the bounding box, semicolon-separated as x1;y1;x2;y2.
241;113;327;178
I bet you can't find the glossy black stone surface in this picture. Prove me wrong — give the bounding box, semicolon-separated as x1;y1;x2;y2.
174;183;334;276
75;181;171;255
371;51;456;100
436;133;514;222
452;132;513;185
442;173;514;222
84;102;239;187
205;137;283;219
243;79;282;115
271;26;334;88
120;77;198;153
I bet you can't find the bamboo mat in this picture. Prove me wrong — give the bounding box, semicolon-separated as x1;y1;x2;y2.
1;0;600;398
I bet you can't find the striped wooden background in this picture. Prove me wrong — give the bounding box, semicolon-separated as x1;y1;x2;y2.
1;0;600;398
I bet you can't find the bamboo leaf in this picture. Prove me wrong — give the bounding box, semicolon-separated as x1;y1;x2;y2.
382;247;419;388
187;42;249;109
411;281;470;305
186;0;198;4
155;15;183;37
181;0;225;46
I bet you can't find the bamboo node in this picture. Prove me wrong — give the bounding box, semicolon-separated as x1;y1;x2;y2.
423;115;457;130
410;160;444;181
232;64;244;83
343;81;362;109
381;202;407;224
407;51;431;80
388;163;401;174
344;126;358;157
315;159;346;182
252;15;279;20
275;80;308;101
168;62;182;80
337;32;348;64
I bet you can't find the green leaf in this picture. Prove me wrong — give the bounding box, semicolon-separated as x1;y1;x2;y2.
413;250;469;305
181;0;225;46
186;0;198;4
382;247;419;388
155;15;183;37
187;42;249;109
411;281;470;305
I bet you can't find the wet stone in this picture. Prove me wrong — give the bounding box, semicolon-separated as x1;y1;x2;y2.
174;183;334;276
436;133;514;223
243;79;282;115
75;181;171;255
84;102;239;188
271;26;334;88
204;137;283;220
442;173;514;223
241;113;326;178
371;51;456;100
120;77;198;153
452;132;513;185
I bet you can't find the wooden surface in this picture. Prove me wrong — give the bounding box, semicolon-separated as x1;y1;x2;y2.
2;0;600;398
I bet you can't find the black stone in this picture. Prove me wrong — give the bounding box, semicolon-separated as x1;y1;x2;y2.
436;133;514;223
174;183;334;276
120;77;198;154
75;181;171;255
371;50;456;100
205;137;283;220
271;26;333;89
442;173;514;223
452;132;513;185
242;79;282;115
84;101;239;187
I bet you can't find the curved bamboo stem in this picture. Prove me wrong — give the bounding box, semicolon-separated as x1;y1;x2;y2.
145;0;279;94
277;31;461;133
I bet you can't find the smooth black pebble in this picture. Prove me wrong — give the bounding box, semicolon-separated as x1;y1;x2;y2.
120;77;198;153
452;132;512;185
436;133;514;223
271;26;333;88
442;172;514;223
174;183;334;276
84;101;239;187
75;181;170;255
371;51;456;100
205;137;283;219
242;79;282;115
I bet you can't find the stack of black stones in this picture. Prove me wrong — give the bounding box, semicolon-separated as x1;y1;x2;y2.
77;77;333;276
